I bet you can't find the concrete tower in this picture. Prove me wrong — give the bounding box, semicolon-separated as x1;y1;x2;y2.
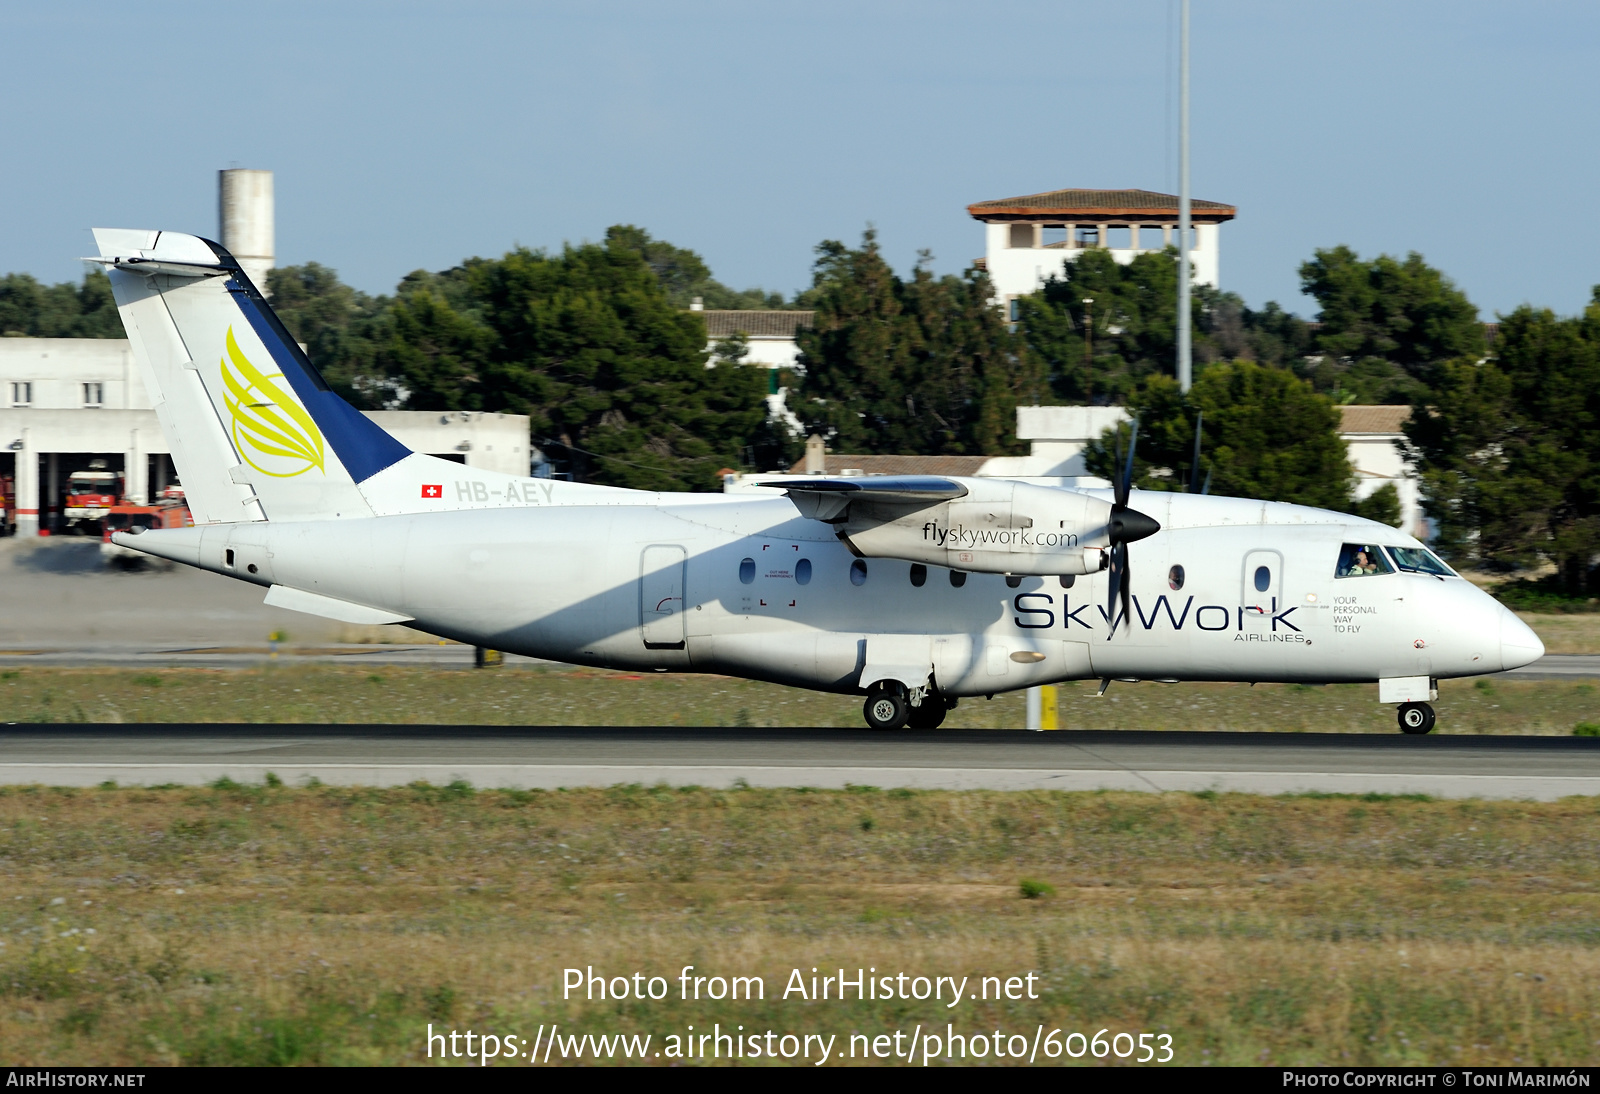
218;169;275;296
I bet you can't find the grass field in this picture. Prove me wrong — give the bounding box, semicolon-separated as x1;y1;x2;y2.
0;783;1594;1066
1517;612;1600;655
1;664;1597;735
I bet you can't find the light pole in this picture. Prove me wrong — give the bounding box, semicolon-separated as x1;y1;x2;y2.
1177;0;1192;393
1082;297;1094;404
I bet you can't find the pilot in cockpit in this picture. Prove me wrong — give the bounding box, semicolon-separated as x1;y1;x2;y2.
1337;543;1391;577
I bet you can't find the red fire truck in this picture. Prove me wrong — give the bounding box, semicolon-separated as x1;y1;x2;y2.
100;486;192;562
64;469;125;534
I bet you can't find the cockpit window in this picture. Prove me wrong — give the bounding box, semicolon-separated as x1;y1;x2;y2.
1387;546;1454;577
1336;542;1394;578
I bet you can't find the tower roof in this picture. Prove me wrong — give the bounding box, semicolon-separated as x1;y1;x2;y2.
968;188;1235;222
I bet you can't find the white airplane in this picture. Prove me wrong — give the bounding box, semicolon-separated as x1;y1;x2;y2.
89;228;1544;735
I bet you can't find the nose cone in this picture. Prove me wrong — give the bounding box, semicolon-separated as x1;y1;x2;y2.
1499;608;1545;671
1110;505;1161;544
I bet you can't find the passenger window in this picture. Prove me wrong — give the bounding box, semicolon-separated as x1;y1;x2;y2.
909;563;926;587
795;558;812;585
1335;542;1394;578
1168;564;1185;591
739;558;755;584
1253;565;1270;593
1387;546;1453;577
850;559;868;586
1005;575;1022;588
949;570;967;588
1059;574;1075;589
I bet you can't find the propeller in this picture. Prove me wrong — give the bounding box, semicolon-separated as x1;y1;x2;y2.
1188;411;1205;494
1105;419;1162;636
1187;411;1212;495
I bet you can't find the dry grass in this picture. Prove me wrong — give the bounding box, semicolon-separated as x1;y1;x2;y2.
0;784;1595;1066
0;665;1596;735
1518;613;1600;655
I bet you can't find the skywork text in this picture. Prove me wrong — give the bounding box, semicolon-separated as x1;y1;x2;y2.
1015;593;1301;634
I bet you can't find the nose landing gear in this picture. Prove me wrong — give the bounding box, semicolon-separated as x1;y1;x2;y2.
1397;701;1436;735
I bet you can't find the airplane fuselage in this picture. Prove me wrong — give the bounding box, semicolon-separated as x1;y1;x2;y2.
138;486;1535;697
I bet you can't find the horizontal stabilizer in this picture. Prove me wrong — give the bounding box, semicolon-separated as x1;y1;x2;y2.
262;584;414;625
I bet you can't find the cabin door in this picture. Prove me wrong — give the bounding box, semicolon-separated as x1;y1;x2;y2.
640;545;687;649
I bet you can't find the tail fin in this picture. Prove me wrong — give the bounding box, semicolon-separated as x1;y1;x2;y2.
91;228;410;523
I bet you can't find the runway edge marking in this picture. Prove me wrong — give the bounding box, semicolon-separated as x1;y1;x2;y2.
0;764;1594;801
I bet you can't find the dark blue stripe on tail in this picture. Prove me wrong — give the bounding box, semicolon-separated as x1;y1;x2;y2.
205;243;409;483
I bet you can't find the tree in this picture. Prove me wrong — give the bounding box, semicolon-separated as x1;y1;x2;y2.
900;256;1043;454
0;270;124;338
1085;362;1356;512
1015;247;1306;403
267;231;783;488
267;263;392;406
793;231;1036;455
1296;246;1483;405
1352;482;1402;528
464;236;769;490
1016;248;1182;404
604;225;795;310
1301;246;1484;369
374;283;493;412
795;233;917;453
1405;302;1600;588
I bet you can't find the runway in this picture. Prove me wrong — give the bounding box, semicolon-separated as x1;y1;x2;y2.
2;725;1596;800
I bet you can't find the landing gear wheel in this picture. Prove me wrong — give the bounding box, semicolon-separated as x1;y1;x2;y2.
863;688;910;731
906;699;947;730
1397;701;1436;735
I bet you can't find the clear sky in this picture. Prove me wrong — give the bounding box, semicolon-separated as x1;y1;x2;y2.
2;1;1596;318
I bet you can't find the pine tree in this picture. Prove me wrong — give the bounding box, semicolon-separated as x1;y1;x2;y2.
1086;363;1355;512
794;232;1035;455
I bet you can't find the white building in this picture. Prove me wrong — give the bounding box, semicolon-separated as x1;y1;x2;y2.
977;405;1134;487
1338;405;1423;538
968;188;1236;310
693;306;813;371
692;305;814;422
0;337;532;536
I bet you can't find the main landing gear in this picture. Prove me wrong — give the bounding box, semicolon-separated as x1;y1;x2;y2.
1397;702;1436;735
862;683;956;731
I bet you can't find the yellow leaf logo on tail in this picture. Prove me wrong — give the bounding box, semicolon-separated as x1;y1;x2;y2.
221;327;326;478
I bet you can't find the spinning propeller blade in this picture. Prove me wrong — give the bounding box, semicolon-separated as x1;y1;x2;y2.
1188;412;1205;494
1104;419;1161;637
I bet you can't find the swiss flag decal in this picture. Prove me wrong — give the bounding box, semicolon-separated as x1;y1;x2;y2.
421;484;443;499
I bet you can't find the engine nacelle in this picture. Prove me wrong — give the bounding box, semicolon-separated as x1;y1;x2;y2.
834;479;1113;576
